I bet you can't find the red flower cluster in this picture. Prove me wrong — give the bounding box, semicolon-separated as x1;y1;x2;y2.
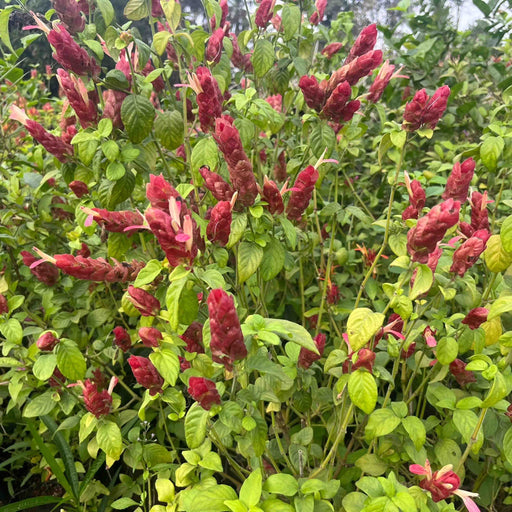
127;286;161;316
345;24;377;64
286;166;319;222
85;208;144;234
255;0;275;28
69;180;89;198
0;294;8;314
321;81;360;123
309;0;327;25
207;289;247;369
321;42;343;59
461;307;488;330
207;200;233;246
450;359;477;387
180;322;205;354
460;191;491;237
261;177;284;215
406;199;461;263
102;89;126;129
214;117;258;207
403;86;450;132
206;27;228;64
139;327;162;348
229;33;253;72
200;167;235;202
21;250;59;286
193;67;224;132
442;158;475;203
52;0;85;34
113;326;131;352
83;378;114;418
450;229;490;277
57;69;98;128
146;174;180;210
47;25;99;77
368;60;407;103
128;356;164;395
298;333;326;369
188;377;221;410
402;174;426;221
210;0;228;30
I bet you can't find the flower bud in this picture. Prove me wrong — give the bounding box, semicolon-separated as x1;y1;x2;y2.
113;326;131;352
298;333;326;369
261;177;284;215
128;355;164;395
21;250;59;286
181;322;204;354
255;0;275;28
403;86;450;132
139;327;162;348
462;308;489;330
449;359;476;387
83;377;117;418
450;229;490;277
309;0;327;25
0;294;8;314
286;165;319;222
37;331;59;351
207;289;247;369
188;377;221;410
353;348;376;372
200;167;235;201
127;286;161;316
321;42;343;59
69;180;89;198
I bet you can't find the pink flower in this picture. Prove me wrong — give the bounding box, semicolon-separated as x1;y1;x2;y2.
21;250;59;286
410;460;480;511
188;377;221;410
368;60;408;103
423;326;437;348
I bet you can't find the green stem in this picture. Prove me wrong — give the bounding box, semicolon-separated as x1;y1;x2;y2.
270;411;298;476
455;408;488;473
355;138;407;308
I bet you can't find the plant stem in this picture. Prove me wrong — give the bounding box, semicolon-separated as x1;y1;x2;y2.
455;408;488;473
355;139;407;308
270;411;298;476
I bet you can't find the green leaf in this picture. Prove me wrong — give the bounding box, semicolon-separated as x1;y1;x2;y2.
106;161;126;181
500;215;512;253
134;259;163;287
252;39;274;78
281;5;300;41
161;0;181;31
263;474;299;496
481;372;509;408
347;309;385;352
409;264;433;300
0;8;14;52
111;498;139;510
165;276;189;330
56;339;86;381
472;0;491;17
503;425;512;465
121;95;155;143
123;0;149;20
484;235;512;273
198;451;223;471
97;0;115;25
104;69;130;91
150;349;179;386
0;496;64;512
0;357;22;367
155;111;184;150
188;484;238;511
480;136;504;171
279;217;297;249
102;140;120;162
237;241;263;284
452;409;483;448
0;318;23;344
191;137;219;173
354;454;388;476
390;130;406;149
185;403;209;448
402;416;426;451
310;123;336;158
97;420;123;461
33;354;57;381
107;169;136;208
365;409;401;440
153;31;172;55
240;470;262;508
348;369;377;414
259;317;319;353
260;238;285;281
488;295;512;321
23;392;57;418
436;337;458;365
226;213;247;249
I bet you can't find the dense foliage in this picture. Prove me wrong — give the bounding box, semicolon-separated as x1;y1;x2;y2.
0;0;512;511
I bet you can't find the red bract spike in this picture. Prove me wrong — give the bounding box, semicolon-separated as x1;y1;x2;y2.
83;379;114;418
255;0;275;28
214;117;258;207
345;24;378;64
37;332;59;351
470;191;491;233
188;377;221;410
52;0;85;34
406;199;461;263
321;42;343;59
299;75;326;111
69;180;89;198
262;177;284;215
127;286;161;316
138;327;163;348
195;67;224;132
450;229;491;277
47;25;99;77
180;321;205;354
207;201;232;246
462;307;489;330
206;28;226;64
113;326;131;352
403;86;450;132
286;165;319;222
309;0;327;25
128;356;164;395
442;158;475;203
207;289;247;369
200;167;235;201
298;333;325;369
21;250;59;286
102;89;126;129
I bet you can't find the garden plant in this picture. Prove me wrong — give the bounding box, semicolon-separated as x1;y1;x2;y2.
0;0;511;510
